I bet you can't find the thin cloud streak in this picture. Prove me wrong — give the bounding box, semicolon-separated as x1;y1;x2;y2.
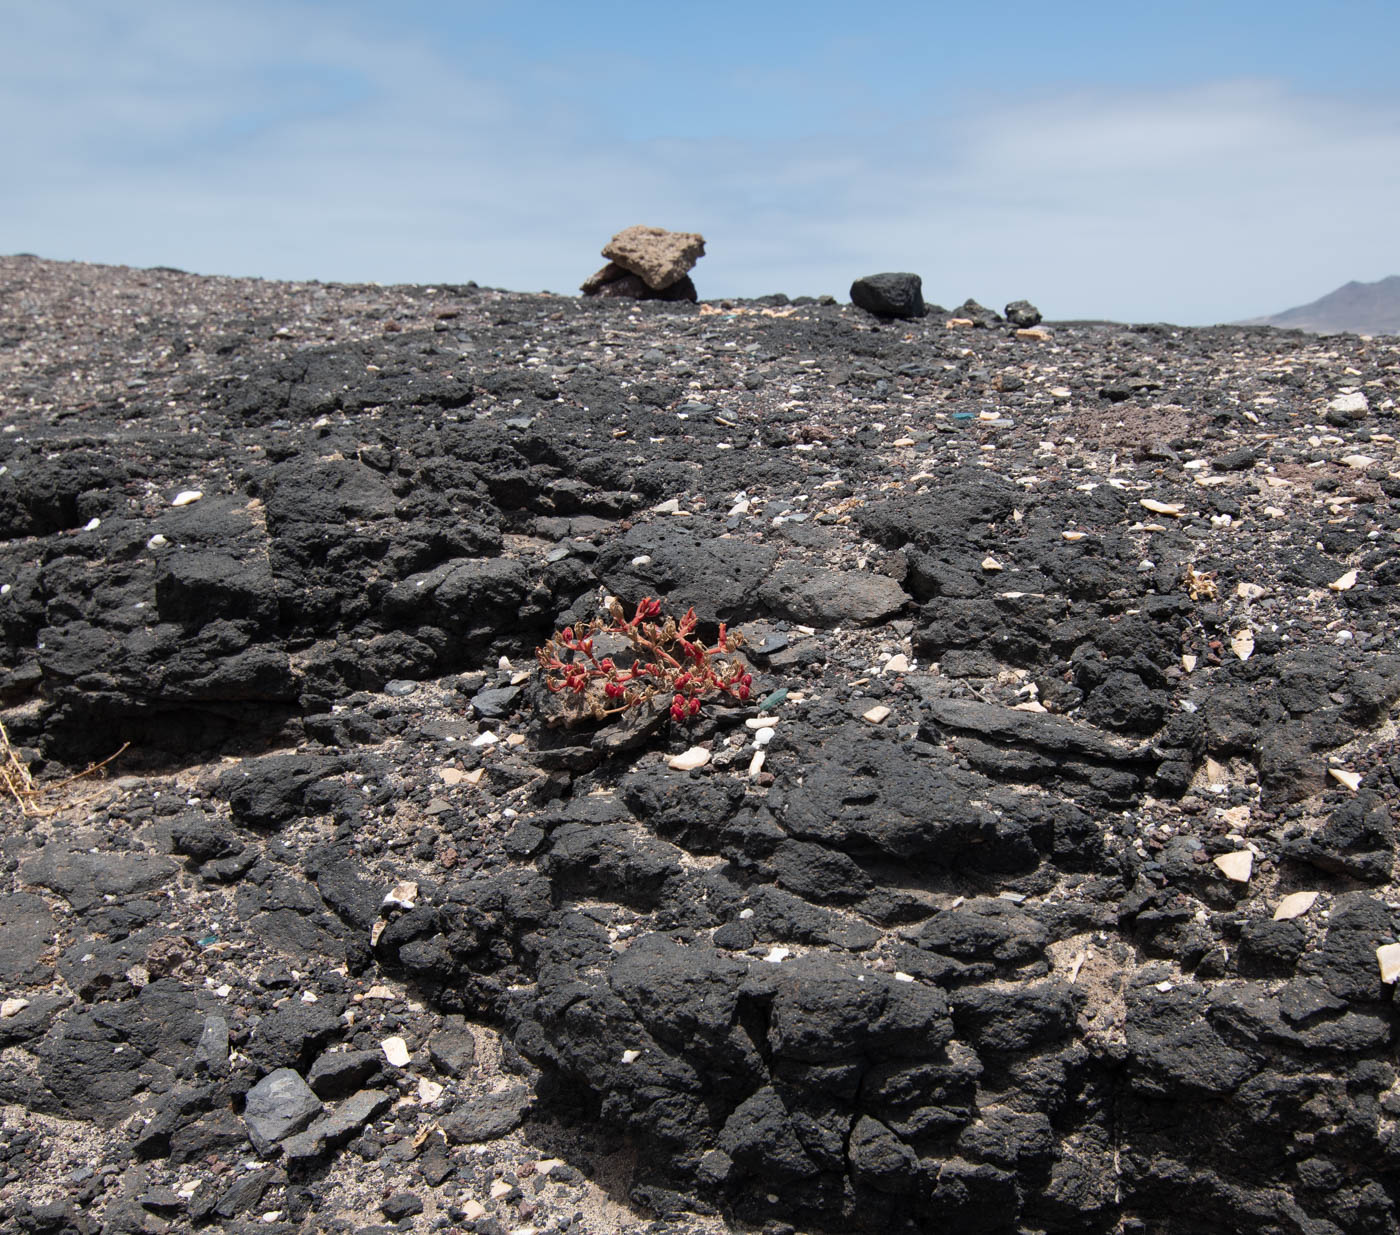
5;4;1398;323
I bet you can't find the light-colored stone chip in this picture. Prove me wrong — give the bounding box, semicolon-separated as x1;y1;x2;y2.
1378;943;1400;984
668;746;711;771
1213;851;1253;882
1140;499;1184;517
1329;767;1362;791
1273;891;1319;921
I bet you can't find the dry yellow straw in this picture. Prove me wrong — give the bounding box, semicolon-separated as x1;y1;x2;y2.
0;720;128;817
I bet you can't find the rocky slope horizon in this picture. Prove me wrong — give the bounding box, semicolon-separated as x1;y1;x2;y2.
2;254;1400;1235
1240;274;1400;337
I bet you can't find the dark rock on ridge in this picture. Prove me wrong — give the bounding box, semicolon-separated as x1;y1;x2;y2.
850;272;925;319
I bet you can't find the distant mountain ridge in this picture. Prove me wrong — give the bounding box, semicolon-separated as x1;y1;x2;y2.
1240;274;1400;335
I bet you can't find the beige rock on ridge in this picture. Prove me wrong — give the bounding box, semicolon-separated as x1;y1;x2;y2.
602;225;705;290
581;225;706;302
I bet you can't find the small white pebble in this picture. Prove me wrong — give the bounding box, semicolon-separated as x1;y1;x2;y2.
668;746;711;771
171;490;203;507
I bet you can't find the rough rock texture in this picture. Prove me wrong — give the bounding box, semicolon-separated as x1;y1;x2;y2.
1004;299;1042;328
850;272;925;319
600;226;706;291
581;262;699;304
3;254;1400;1235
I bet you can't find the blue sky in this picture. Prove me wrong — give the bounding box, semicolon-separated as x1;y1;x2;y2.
5;1;1399;322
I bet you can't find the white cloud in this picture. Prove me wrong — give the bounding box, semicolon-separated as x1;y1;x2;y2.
4;4;1398;322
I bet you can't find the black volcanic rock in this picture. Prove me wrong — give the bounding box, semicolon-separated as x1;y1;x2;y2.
850;272;925;319
4;255;1400;1235
1004;299;1042;327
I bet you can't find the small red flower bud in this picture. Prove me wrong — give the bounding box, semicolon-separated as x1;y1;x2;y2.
562;627;574;643
688;697;701;716
738;684;750;700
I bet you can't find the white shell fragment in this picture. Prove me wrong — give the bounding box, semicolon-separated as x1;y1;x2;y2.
1329;569;1358;592
862;705;892;724
1328;767;1362;792
763;946;791;964
1236;582;1266;601
1213;851;1253;882
620;1049;641;1064
1273;891;1319;921
668;746;711;771
417;1078;444;1103
883;654;910;674
1230;630;1255;661
1378;943;1400;985
1;997;30;1018
1140;499;1184;517
748;750;767;779
383;880;418;910
171;490;203;506
981;557;1004;572
381;1036;411;1067
1062;530;1087;541
1329;391;1369;415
